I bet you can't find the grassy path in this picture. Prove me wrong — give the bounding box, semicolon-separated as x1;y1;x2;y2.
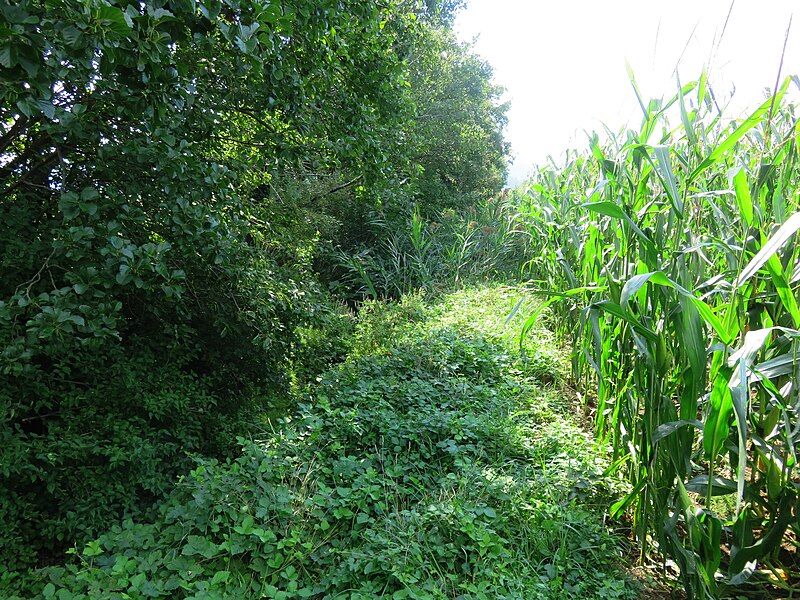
31;287;638;599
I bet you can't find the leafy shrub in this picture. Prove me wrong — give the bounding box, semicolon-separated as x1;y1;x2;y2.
349;291;428;357
289;297;355;390
0;0;439;574
0;341;242;571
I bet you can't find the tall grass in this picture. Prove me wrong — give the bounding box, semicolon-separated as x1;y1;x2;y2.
335;196;532;298
518;74;800;597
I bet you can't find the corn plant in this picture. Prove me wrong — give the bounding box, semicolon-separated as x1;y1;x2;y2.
519;74;800;597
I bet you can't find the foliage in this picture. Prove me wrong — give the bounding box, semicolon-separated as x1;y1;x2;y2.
406;27;509;215
517;74;800;597
0;345;245;571
316;24;510;299
0;0;509;573
334;195;530;299
3;287;636;599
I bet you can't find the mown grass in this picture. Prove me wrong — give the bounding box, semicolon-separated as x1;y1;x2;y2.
3;286;638;599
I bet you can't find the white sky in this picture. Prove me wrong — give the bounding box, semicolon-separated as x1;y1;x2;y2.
455;1;799;186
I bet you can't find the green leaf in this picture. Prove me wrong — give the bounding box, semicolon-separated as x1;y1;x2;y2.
652;146;682;216
181;535;218;558
95;5;132;35
590;300;657;342
690;78;791;182
735;211;800;287
621;271;733;344
684;475;737;496
732;169;753;227
62;25;82;47
703;370;733;463
765;255;800;327
0;43;15;68
652;420;703;444
59;192;80;220
582;201;657;258
210;570;230;585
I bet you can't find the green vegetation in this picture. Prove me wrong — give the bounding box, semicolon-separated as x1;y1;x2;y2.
2;0;799;597
0;0;506;578
3;288;637;599
516;76;800;597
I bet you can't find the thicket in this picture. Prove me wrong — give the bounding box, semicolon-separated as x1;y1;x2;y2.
517;76;800;597
0;0;508;575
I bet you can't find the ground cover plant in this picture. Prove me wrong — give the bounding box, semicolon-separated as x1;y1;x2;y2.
516;75;800;597
2;287;637;599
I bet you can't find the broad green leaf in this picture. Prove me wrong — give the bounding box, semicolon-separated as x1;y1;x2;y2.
621;271;732;344
652;419;702;444
95;5;132;35
732;168;753;227
590;300;657;342
653;145;682;215
704;369;733;462
582;201;657;258
684;475;737;496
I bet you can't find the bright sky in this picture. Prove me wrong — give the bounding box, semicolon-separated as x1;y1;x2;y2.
455;1;798;186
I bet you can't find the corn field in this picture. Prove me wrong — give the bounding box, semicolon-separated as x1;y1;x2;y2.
518;74;800;597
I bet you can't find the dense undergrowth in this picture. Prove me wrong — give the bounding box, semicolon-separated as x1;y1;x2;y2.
2;287;638;599
3;0;799;596
0;0;508;575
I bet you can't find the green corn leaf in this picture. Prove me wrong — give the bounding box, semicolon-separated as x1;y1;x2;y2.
610;477;647;518
735;211;800;287
684;475;736;496
751;352;797;380
677;75;698;148
677;295;707;403
730;358;749;509
732;169;754;227
626;62;648;120
703;369;734;463
652;419;703;444
591;300;657;342
653;146;683;216
690;78;791;182
729;490;796;574
621;271;732;344
582;201;657;258
765;254;800;327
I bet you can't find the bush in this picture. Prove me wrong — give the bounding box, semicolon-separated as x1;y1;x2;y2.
1;341;243;571
332;198;533;301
